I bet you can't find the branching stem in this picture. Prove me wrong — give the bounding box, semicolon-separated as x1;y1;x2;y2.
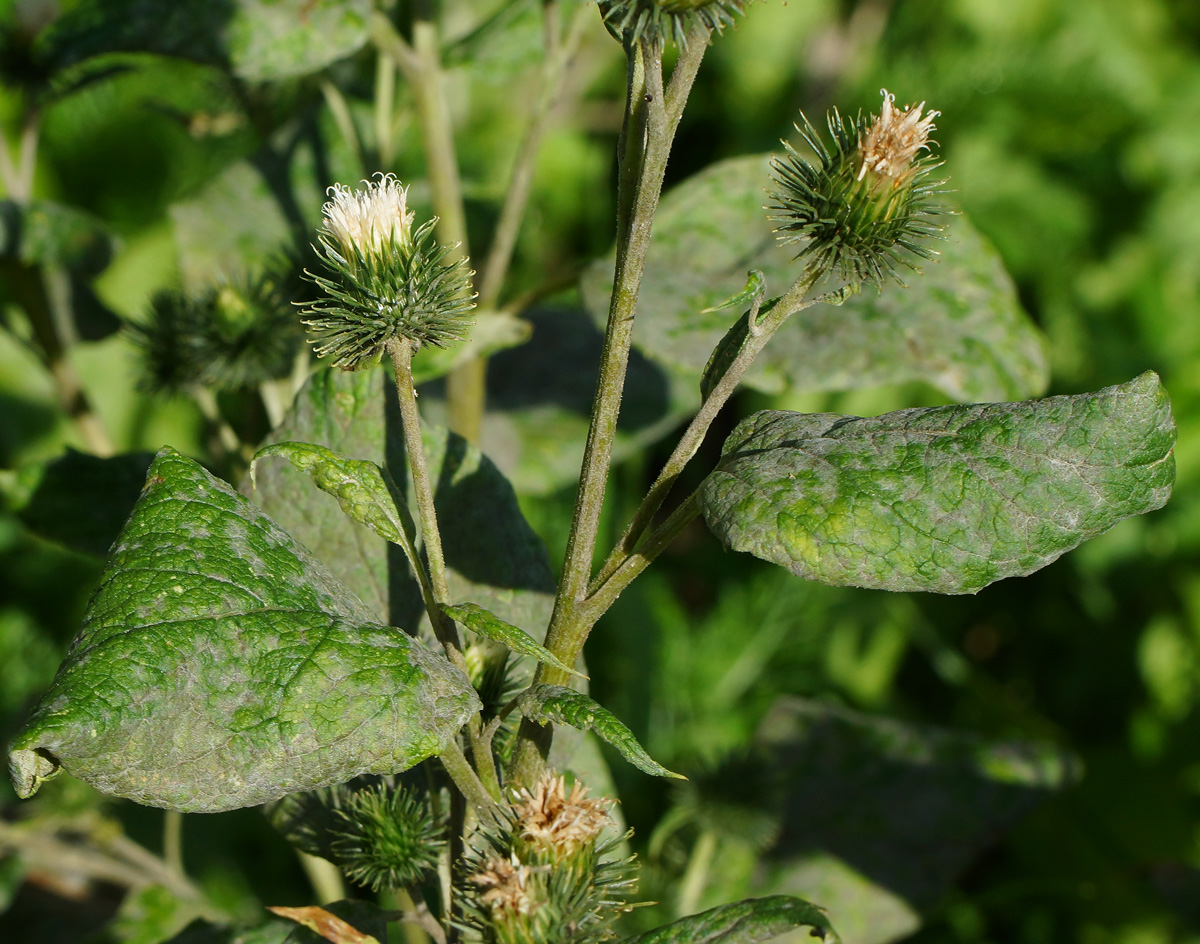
509;26;711;787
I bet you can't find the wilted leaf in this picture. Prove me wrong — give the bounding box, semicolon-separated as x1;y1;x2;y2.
622;895;838;944
267;905;380;944
8;448;479;812
249;367;556;640
442;602;582;678
580;155;1048;403
519;685;684;780
701;372;1175;594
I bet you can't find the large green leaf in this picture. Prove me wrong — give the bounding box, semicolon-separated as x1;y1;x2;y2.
227;0;370;82
8;448;479;813
40;0;370;81
248;367;556;639
622;896;837;944
752;698;1079;944
579;155;1048;403
701;372;1175;594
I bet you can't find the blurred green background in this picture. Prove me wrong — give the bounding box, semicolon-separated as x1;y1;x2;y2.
1;0;1199;942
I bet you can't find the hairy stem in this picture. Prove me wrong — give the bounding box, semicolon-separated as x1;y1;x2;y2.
590;265;824;592
375;50;398;169
319;77;365;172
509;29;711;786
440;739;500;820
162;810;185;884
386;337;463;667
388;339;503;802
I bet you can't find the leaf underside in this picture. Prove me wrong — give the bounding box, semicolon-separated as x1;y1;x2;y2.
8;448;479;813
701;372;1175;594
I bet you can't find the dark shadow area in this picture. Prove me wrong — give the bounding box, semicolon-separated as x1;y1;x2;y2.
486;305;673;433
758;698;1070;912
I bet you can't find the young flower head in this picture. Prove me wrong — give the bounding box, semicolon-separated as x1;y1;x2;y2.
599;0;746;45
301;173;476;371
769;89;947;286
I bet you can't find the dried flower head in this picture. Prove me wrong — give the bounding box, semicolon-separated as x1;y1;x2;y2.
301;173;476;370
769;89;948;286
512;773;612;853
599;0;747;45
857;92;939;185
469;854;535;917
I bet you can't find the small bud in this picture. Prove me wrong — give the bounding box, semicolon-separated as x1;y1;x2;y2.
769;89;948;286
301;173;476;371
599;0;747;45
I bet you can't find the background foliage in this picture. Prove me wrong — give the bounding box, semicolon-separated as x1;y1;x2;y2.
1;0;1198;942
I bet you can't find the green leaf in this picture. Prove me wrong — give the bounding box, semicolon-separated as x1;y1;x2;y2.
579;155;1049;403
170;162;293;293
227;0;370;82
622;896;838;944
518;685;684;780
0;200;114;275
4;449;154;557
410;310;531;385
753;697;1079;944
248;367;556;639
701;372;1175;594
250;440;421;578
40;0;370;81
8;447;479;812
442;602;583;678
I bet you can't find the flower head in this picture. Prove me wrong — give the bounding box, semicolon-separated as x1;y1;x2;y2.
511;772;612;854
300;174;475;370
857;92;939;185
320;173;415;261
769;89;948;286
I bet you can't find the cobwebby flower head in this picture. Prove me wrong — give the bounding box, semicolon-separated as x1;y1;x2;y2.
768;88;948;285
600;0;746;45
300;174;475;370
320;173;415;261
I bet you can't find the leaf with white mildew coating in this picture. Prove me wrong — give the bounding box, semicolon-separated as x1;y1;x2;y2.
700;372;1175;594
8;448;479;813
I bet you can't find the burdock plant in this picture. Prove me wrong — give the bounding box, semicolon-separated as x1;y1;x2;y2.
4;3;1176;943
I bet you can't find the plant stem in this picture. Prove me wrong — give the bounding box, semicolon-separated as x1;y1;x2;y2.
319;77;365;173
388;338;503;802
475;0;590;311
590;266;824;593
162;809;184;884
375;50;398;169
298;850;346;904
509;28;711;787
439;739;500;820
386;337;464;669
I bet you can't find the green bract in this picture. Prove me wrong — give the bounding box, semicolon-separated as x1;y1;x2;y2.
599;0;745;45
